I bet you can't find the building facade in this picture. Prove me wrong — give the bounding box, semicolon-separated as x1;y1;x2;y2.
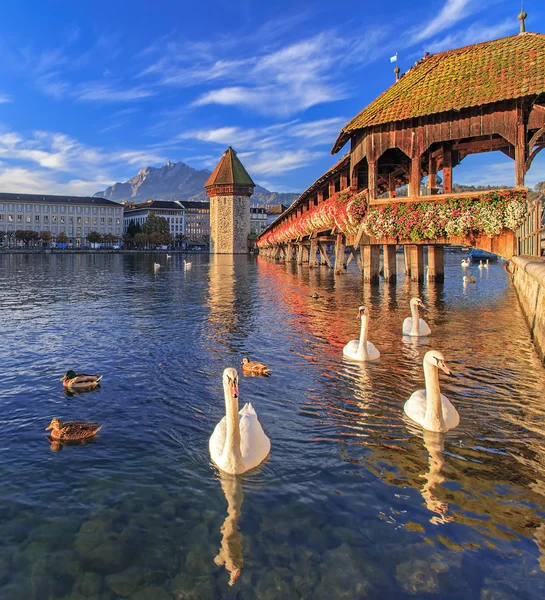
250;206;267;235
205;147;254;254
123;199;210;243
0;192;123;245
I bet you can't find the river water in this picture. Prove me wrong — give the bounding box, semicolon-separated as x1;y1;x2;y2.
1;251;545;600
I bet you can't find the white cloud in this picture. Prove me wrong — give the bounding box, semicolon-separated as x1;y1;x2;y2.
424;20;513;54
411;0;476;43
243;149;325;176
75;83;155;102
0;92;12;103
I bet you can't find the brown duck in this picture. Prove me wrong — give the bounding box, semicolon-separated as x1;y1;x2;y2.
241;357;270;376
45;418;102;441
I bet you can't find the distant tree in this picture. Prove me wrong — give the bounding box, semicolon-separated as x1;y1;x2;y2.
56;232;68;244
25;231;40;247
87;231;103;244
142;213;170;236
15;229;26;246
6;231;16;248
126;220;142;237
40;230;52;246
134;232;149;248
103;233;117;246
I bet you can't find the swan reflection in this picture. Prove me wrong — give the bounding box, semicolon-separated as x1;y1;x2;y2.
420;430;453;525
214;472;244;585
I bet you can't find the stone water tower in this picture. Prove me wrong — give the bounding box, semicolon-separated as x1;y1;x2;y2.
205;147;255;254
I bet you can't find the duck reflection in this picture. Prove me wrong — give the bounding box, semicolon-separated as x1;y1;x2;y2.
420;430;453;525
214;472;244;585
45;435;97;452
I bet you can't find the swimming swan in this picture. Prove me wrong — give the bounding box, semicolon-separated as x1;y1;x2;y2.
343;306;380;361
478;260;485;269
463;268;476;284
485;259;489;269
461;259;470;268
404;350;459;432
210;368;270;474
153;263;161;270
402;298;431;337
184;260;192;270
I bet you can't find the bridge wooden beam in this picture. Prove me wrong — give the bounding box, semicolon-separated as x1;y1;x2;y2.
334;234;346;274
361;245;380;283
383;245;397;283
409;245;425;282
427;246;444;283
442;144;453;194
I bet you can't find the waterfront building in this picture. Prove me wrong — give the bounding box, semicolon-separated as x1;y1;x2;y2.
250;206;267;235
205;147;254;254
177;200;211;243
123;200;185;238
0;192;122;245
266;204;289;227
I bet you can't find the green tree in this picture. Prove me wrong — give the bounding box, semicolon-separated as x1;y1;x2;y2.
103;233;117;246
127;220;142;237
87;231;103;245
142;213;170;236
15;229;26;246
57;231;68;245
134;232;149;248
40;230;53;246
0;231;6;246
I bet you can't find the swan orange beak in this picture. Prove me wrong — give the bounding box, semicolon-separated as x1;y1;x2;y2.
233;384;239;399
437;360;452;376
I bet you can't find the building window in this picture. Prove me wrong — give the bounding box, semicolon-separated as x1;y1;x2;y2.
84;217;89;224
52;216;57;223
43;206;49;212
35;215;40;222
26;215;31;223
93;208;98;215
92;217;97;224
85;207;89;214
100;217;105;224
60;216;65;224
0;215;3;221
35;205;40;212
77;216;81;223
17;204;23;212
108;217;112;224
60;206;65;213
115;217;120;224
68;206;73;213
44;216;49;223
17;214;22;222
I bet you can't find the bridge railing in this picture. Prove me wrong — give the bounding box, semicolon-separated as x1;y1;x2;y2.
517;198;544;257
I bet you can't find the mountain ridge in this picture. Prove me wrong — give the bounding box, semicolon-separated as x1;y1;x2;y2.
94;160;299;206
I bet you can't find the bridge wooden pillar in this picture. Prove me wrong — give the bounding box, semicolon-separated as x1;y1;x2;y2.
368;160;378;200
427;245;444;283
334;234;346;274
388;173;396;198
428;156;438;195
404;246;411;277
286;242;293;261
442;144;453;194
361;245;380;283
409;245;425;282
302;244;309;263
515;106;527;188
296;243;304;265
383;245;397;283
409;156;421;197
309;239;317;268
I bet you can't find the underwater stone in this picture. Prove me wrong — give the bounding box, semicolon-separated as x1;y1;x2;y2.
129;585;173;600
396;558;440;595
480;585;520;600
79;540;130;575
77;571;103;597
106;566;149;597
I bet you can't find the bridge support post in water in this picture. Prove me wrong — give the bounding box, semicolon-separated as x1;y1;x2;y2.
296;243;304;265
404;246;411;277
409;245;425;282
427;246;444;283
383;245;397;283
334;234;346;274
309;239;317;268
361;244;380;283
286;243;293;262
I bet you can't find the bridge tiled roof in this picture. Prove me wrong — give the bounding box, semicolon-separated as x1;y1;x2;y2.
205;147;255;187
332;32;545;153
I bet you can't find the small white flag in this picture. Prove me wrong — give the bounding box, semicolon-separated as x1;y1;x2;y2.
390;53;398;63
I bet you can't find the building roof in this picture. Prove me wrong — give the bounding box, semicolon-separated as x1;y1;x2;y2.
178;200;210;209
125;199;184;212
332;32;545;153
205;147;255;187
0;192;121;207
266;204;289;215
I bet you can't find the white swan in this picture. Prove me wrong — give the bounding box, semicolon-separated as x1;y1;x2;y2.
461;259;470;268
478;260;484;269
343;306;380;361
166;254;171;259
153;262;160;270
404;350;459;432
485;259;489;269
402;297;431;337
463;268;476;284
184;260;192;270
210;368;270;474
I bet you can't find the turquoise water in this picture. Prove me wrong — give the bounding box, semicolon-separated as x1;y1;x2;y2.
1;251;545;599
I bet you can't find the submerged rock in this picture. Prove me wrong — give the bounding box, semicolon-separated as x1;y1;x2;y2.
129;585;172;600
76;571;103;597
106;566;149;597
396;558;440;595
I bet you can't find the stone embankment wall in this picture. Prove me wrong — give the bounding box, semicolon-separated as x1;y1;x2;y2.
511;255;545;363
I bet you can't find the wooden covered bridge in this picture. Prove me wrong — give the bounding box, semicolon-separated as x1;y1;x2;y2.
257;27;545;282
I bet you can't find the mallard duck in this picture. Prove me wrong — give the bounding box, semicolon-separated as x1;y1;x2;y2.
60;370;102;390
45;418;102;441
241;357;270;376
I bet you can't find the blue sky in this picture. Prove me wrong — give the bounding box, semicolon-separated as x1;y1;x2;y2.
0;0;543;196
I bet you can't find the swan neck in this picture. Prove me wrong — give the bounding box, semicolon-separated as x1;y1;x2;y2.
423;362;445;432
410;303;419;335
223;386;242;461
357;315;369;359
